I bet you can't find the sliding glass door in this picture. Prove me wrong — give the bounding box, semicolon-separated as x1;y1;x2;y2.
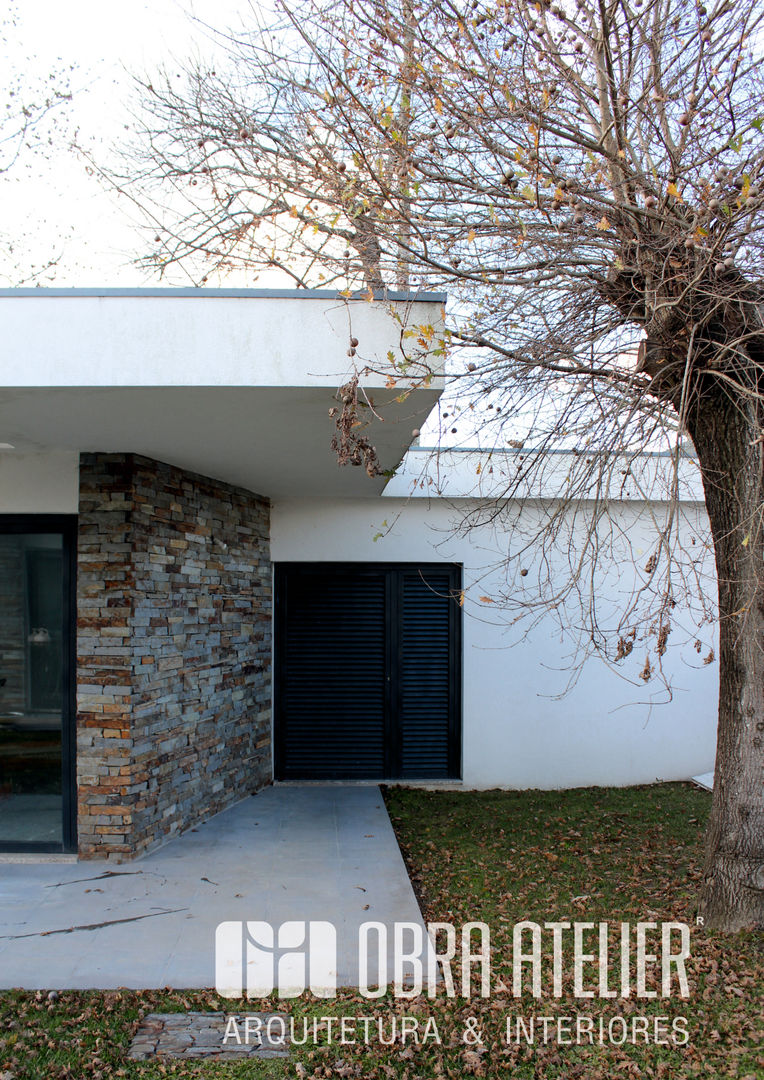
0;517;76;851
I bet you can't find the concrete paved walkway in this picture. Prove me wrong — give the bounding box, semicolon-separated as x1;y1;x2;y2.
0;785;426;991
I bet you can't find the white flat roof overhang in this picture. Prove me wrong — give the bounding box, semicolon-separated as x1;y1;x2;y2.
0;289;445;497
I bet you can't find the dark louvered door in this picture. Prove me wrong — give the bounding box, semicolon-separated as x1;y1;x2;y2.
397;569;456;778
275;564;461;780
275;567;388;778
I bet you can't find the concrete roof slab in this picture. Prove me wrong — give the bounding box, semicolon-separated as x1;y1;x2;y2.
0;291;445;497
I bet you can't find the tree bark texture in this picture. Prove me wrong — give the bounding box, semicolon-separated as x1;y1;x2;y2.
687;385;764;931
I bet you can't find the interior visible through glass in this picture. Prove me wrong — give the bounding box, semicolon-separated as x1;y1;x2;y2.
0;533;64;846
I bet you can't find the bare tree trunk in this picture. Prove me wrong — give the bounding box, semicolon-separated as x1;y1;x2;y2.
393;0;415;292
353;212;385;292
688;387;764;931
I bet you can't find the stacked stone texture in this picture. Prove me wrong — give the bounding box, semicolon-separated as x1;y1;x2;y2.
77;453;271;859
128;1012;290;1060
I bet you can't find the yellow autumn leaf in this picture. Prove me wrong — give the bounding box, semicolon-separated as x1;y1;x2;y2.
434;98;443;115
667;181;683;201
742;533;750;547
478;595;494;603
597;216;611;230
467;228;476;242
458;590;465;607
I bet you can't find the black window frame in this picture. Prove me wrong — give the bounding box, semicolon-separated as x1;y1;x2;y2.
0;514;77;853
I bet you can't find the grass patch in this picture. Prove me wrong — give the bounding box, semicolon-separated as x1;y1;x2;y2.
1;783;762;1078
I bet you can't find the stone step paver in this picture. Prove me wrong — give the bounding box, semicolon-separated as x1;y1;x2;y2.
128;1011;290;1060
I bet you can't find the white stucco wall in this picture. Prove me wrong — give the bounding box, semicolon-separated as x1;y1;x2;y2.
0;451;79;513
271;496;718;789
0;291;444;497
0;291;444;389
0;445;720;789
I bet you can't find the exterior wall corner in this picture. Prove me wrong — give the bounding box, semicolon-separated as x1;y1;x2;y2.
76;452;272;859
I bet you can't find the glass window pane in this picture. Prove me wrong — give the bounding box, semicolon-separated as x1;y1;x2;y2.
0;533;64;846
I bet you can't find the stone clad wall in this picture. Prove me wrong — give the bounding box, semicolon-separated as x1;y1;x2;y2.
77;453;271;859
77;456;135;856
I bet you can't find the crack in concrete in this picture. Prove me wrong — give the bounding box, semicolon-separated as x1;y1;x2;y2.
44;871;152;888
0;907;188;939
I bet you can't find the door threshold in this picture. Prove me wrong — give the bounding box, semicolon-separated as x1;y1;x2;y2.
0;853;78;864
274;779;464;788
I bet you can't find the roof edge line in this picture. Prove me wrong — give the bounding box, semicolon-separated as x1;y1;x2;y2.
0;287;448;302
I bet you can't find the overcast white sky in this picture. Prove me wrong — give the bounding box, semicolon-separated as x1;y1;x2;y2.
0;1;471;447
2;0;248;286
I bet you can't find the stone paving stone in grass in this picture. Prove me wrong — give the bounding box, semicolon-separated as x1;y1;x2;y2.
127;1012;290;1060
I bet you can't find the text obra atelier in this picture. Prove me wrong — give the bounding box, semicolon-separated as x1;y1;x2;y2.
356;920;690;999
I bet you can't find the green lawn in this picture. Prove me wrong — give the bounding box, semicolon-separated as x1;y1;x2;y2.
1;783;762;1079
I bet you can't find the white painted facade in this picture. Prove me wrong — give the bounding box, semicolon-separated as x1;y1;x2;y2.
0;289;442;389
271;495;718;789
0;451;79;514
1;448;719;789
0;290;719;791
0;289;444;497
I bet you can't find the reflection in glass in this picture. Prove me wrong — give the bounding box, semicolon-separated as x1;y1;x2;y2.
0;533;64;845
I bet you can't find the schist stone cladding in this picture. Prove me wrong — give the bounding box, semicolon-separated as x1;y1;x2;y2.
76;453;272;859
